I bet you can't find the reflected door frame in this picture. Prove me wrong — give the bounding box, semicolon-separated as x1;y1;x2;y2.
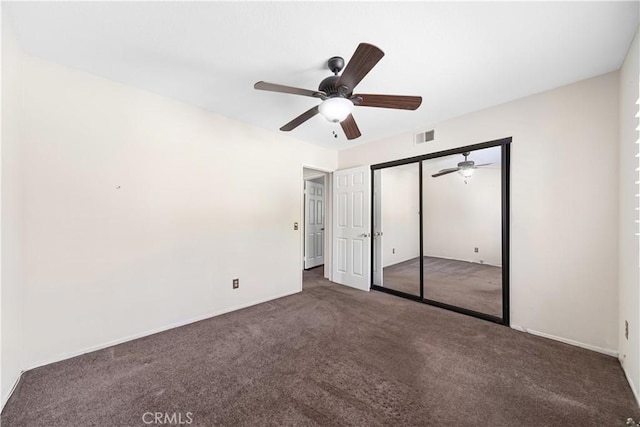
370;137;511;326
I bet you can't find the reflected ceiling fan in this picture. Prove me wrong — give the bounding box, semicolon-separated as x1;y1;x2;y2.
254;43;422;140
431;152;492;179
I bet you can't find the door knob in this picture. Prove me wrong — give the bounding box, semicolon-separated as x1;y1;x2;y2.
360;233;371;238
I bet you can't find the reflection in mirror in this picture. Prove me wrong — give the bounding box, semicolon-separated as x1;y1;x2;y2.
373;163;420;296
421;146;502;317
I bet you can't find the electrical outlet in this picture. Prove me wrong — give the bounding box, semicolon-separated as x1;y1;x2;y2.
294;222;298;230
626;320;629;340
233;279;239;289
474;247;479;253
392;248;395;254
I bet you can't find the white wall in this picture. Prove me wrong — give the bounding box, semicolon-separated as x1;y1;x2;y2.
423;166;502;266
380;165;420;267
1;19;25;407
618;27;639;403
18;55;337;369
340;71;620;355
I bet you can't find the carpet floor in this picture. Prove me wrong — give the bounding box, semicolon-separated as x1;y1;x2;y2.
1;268;638;426
383;256;502;317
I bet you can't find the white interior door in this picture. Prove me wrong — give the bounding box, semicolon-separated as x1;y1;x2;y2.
304;180;325;269
332;165;371;291
373;170;383;286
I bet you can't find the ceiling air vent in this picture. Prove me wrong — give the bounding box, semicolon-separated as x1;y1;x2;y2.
415;129;435;145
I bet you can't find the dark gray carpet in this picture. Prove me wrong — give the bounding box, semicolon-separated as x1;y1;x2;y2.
2;267;638;426
383;256;502;317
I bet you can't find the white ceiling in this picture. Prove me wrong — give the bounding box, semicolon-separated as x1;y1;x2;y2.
3;2;638;150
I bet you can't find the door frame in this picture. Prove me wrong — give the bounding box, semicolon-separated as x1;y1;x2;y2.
370;137;511;326
303;177;326;269
301;165;334;290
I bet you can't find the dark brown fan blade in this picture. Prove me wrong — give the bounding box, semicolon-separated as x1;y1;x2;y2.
255;81;326;99
280;106;319;131
474;163;493;167
431;168;460;178
336;43;384;92
340;114;361;140
352;94;422;110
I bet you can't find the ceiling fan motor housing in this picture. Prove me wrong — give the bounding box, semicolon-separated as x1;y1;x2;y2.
319;75;350;98
458;152;474;168
458;160;475;168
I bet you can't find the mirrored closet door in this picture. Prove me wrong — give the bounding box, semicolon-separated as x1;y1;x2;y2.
373;162;421;297
371;138;510;325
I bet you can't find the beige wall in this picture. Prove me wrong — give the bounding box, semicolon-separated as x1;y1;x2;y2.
340;71;620;355
18;54;337;369
618;27;640;404
1;19;25;407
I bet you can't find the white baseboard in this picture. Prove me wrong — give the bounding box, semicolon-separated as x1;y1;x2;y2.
510;324;618;357
24;288;301;372
1;370;24;412
621;362;640;408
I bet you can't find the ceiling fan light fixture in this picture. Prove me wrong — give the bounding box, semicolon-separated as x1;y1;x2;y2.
318;97;353;123
458;168;474;178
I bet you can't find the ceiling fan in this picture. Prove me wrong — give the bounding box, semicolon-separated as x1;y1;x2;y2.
431;152;493;179
254;43;422;140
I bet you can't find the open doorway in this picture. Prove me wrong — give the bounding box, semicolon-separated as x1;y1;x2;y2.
304;176;325;269
302;167;331;288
